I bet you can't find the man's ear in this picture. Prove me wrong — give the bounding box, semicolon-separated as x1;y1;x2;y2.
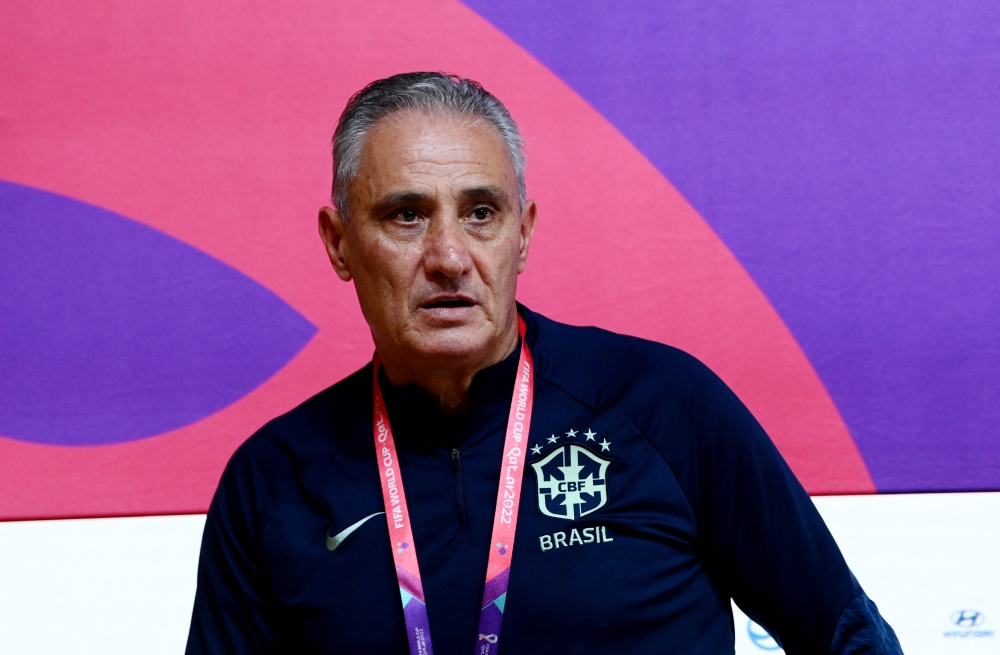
517;199;538;274
318;206;353;282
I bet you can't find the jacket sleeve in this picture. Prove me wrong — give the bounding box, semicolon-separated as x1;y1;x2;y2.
186;440;284;654
829;593;903;654
676;360;902;654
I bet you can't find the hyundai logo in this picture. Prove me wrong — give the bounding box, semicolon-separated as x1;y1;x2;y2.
748;620;782;651
951;610;985;627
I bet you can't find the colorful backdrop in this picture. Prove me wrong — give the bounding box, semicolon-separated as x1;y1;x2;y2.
3;0;997;520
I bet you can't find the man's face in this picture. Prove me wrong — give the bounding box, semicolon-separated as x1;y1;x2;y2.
319;111;537;372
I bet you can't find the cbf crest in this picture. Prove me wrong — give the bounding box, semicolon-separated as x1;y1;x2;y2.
531;444;611;520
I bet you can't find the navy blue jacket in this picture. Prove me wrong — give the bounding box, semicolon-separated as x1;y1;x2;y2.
187;306;901;654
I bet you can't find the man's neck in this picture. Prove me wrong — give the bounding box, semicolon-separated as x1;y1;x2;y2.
378;324;520;416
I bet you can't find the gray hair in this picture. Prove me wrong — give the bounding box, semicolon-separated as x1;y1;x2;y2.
332;72;526;221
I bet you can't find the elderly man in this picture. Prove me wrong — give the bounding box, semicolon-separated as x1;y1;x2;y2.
187;73;902;654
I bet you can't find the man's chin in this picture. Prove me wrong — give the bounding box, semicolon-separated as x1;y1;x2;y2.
407;319;497;364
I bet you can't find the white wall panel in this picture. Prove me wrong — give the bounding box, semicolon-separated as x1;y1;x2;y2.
1;493;997;654
0;514;205;655
735;492;1000;654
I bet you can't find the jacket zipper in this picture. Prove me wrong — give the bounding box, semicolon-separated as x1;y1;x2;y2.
450;447;470;528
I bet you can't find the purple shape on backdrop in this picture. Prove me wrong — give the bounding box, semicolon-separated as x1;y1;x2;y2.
0;181;316;446
463;0;1000;492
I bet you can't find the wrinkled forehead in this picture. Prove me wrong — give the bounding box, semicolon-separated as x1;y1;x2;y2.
362;108;508;163
351;110;517;202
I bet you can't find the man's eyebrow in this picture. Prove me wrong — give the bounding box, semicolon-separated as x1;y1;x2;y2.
460;186;511;208
370;191;432;215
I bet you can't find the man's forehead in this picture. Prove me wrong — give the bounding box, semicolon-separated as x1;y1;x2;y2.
363;111;507;164
353;110;517;204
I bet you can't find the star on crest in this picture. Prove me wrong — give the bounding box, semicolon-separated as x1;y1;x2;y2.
598;438;611;452
584;429;597;441
530;444;543;455
547;434;559;444
565;429;577;438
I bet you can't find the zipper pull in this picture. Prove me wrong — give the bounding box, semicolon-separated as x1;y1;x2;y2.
451;447;460;472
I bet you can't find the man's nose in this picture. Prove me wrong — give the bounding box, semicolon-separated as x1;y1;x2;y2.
423;215;473;280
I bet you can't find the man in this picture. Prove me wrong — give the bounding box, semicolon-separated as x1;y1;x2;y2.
187;72;902;654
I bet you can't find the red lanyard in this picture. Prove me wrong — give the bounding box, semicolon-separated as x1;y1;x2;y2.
373;315;534;655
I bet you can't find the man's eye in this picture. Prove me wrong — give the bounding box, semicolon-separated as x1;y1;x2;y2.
471;207;492;221
397;210;419;223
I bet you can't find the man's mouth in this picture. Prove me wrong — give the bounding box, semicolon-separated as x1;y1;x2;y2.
421;297;476;310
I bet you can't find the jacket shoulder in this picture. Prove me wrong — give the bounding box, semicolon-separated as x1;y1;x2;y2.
211;363;372;526
527;309;716;410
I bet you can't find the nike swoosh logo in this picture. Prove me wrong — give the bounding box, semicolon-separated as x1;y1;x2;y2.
326;511;384;552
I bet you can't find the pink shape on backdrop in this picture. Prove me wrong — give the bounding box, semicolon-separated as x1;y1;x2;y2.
0;0;873;519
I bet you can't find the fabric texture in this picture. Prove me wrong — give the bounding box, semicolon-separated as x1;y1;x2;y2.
186;305;902;654
829;593;903;654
